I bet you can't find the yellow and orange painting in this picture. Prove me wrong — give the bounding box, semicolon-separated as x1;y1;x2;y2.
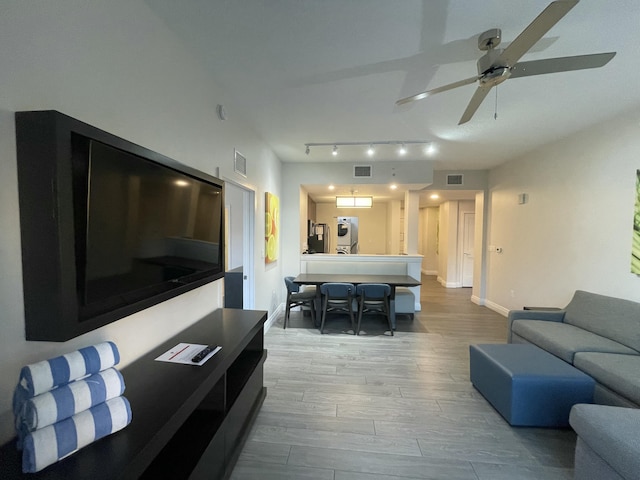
265;192;279;264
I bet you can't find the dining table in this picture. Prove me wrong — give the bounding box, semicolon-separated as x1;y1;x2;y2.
293;273;421;330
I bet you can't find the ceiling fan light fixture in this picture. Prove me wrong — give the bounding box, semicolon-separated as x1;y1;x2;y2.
395;1;616;124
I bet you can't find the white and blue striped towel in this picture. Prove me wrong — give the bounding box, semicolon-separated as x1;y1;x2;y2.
16;368;125;444
13;342;120;415
21;396;132;473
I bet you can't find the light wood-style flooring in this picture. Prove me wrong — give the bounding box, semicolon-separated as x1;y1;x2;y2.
230;275;576;480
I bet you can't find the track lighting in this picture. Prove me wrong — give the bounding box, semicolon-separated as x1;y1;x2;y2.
303;141;435;158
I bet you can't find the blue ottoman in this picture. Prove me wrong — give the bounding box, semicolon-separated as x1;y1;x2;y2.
469;344;595;427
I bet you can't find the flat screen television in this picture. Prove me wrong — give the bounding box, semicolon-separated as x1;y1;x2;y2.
16;110;225;341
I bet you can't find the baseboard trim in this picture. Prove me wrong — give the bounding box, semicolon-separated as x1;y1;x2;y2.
265;304;284;333
484;299;509;317
471;295;485;306
437;276;463;288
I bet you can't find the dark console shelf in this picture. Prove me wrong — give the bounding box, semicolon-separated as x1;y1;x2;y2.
0;308;267;480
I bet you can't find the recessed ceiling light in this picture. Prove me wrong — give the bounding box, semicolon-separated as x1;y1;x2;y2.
399;144;407;155
175;180;189;187
367;144;375;156
426;143;437;156
332;145;338;156
430;193;440;199
328;184;335;190
390;184;398;190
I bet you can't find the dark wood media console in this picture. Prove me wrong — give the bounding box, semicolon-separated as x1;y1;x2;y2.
0;308;267;479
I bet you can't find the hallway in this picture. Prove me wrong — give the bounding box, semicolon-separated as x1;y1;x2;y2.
231;276;575;479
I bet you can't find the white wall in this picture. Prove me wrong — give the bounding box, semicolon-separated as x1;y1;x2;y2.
420;207;439;274
485;108;640;312
0;0;282;444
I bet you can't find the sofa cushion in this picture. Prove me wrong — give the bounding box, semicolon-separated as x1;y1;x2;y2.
564;290;640;352
569;404;640;480
511;320;637;363
573;352;640;406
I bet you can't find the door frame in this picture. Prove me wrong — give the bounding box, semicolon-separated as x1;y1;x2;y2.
223;178;256;309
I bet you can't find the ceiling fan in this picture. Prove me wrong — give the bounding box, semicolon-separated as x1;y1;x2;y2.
396;0;616;124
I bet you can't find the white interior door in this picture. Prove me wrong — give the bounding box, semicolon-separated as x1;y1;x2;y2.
461;212;475;287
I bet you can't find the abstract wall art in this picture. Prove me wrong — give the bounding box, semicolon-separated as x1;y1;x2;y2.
265;192;279;264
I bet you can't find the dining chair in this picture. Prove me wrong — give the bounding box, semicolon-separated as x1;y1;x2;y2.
319;282;356;334
284;276;316;329
356;283;393;336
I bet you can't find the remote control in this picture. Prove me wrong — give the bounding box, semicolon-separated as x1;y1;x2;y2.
191;346;213;363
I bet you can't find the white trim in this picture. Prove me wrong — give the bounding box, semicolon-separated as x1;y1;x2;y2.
437;276;462;288
265;303;284;333
471;295;485;306
484;299;509;317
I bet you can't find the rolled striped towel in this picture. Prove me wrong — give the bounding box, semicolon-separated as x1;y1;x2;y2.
13;342;120;414
22;396;132;473
16;368;126;443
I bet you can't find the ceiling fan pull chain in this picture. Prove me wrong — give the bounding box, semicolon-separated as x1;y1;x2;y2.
494;86;498;120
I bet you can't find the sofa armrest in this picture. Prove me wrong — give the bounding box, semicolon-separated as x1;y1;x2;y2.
570;404;640;480
507;309;566;342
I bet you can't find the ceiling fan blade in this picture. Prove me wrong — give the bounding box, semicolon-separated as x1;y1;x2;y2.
501;0;579;66
459;85;492;125
510;52;616;78
396;76;478;105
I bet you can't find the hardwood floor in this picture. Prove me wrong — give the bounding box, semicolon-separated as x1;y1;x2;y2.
230;275;576;480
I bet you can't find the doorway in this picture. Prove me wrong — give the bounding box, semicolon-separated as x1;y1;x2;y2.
224;181;255;309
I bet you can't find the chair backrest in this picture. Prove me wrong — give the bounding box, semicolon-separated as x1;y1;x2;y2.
320;282;355;298
284;276;300;293
356;283;391;300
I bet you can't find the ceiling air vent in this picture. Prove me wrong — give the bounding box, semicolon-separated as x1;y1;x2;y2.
446;174;464;185
353;165;372;178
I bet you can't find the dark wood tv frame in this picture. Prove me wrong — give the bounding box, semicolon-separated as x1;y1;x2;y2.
15;110;225;341
0;308;267;479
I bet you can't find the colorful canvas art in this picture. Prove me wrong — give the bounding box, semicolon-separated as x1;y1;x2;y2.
632;169;640;274
265;192;279;264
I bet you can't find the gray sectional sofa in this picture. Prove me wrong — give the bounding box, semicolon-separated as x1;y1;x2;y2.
508;291;640;479
507;290;640;408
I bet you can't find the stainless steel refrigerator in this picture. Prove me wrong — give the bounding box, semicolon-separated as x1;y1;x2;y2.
308;223;330;253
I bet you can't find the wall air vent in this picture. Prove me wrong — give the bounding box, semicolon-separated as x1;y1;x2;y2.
446;174;464;185
234;149;247;177
353;165;372;178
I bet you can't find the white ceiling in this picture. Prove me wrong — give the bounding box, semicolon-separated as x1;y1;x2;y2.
145;0;640;204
